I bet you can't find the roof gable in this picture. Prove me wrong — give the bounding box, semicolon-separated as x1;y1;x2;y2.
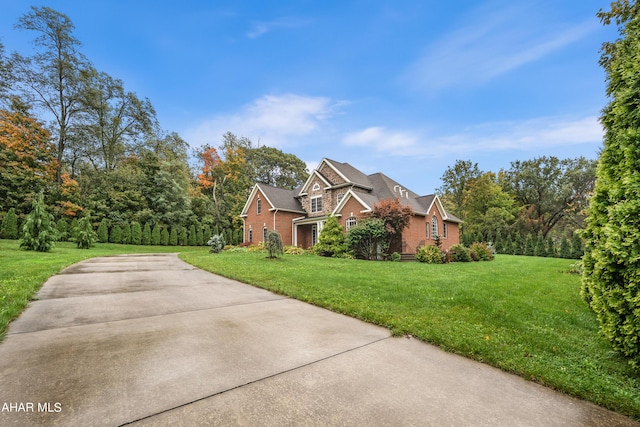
332;189;374;215
241;183;304;216
297;169;332;196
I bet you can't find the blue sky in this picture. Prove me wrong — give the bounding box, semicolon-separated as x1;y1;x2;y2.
0;1;614;195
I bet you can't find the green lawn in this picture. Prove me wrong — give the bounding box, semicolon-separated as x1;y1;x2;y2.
1;239;639;419
180;250;640;420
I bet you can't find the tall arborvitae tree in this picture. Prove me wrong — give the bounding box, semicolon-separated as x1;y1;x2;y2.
130;222;142;245
97;218;109;243
142;222;151;245
121;222;131;244
1;207;19;239
151;223;161;245
582;0;640;368
109;224;122;244
169;227;178;246
160;227;169;246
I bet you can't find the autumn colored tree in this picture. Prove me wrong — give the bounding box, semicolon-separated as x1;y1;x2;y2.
370;198;414;256
0;105;57;215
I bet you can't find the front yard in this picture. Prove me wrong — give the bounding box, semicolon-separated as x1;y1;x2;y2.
181;250;640;420
1;239;638;419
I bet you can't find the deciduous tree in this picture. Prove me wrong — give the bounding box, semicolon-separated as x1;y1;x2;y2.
13;6;91;182
0;104;56;215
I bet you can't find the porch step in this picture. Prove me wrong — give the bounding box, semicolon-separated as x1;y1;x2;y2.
400;253;416;262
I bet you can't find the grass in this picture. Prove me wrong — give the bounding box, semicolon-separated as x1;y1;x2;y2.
0;239;200;340
180;250;640;420
1;239;639;419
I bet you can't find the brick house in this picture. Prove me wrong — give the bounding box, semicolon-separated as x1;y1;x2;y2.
240;158;462;254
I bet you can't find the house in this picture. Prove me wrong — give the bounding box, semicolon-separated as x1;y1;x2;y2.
240;158;462;254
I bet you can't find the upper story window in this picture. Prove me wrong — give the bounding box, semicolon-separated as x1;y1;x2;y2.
443;222;448;238
311;196;323;213
337;192;345;204
257;198;262;214
346;217;357;230
312;183;320;192
431;215;438;238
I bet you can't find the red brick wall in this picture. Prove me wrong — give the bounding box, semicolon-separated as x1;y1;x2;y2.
401;211;460;254
243;189;299;246
336;196;368;230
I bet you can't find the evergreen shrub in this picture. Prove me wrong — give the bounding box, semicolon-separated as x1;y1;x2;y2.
449;244;472;262
415;245;444;264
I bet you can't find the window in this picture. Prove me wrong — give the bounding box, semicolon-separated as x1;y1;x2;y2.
443;222;448;238
263;227;268;241
337;192;345;204
425;222;429;239
312;225;318;246
248;229;253;242
346;217;357;230
311;196;323;213
312;183;320;192
257;198;262;214
431;216;438;238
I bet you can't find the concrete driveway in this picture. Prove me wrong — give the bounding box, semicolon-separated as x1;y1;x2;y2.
0;253;637;426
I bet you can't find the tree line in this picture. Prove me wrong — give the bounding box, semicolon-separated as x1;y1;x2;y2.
437;156;596;255
0;6;309;243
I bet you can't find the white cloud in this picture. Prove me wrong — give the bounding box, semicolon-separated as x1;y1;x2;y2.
247;17;308;38
343;127;421;154
184;94;341;148
342;116;603;158
404;3;597;92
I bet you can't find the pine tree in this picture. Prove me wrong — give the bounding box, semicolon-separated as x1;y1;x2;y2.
142;223;151;245
195;227;203;246
151;223;161;245
20;193;55;252
131;222;142;245
97;219;109;243
169;227;178;246
1;208;19;239
75;216;96;249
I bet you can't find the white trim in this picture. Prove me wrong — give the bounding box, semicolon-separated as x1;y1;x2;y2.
310;195;323;213
298;169;332;196
332;189;372;215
